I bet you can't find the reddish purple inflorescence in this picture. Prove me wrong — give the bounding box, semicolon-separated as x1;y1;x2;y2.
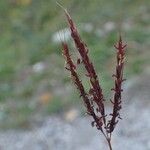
61;8;126;150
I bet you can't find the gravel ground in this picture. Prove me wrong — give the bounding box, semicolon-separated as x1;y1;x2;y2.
0;73;150;150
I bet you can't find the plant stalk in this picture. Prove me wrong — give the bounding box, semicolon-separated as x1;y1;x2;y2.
107;138;113;150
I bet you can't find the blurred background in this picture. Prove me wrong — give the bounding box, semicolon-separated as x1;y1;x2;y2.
0;0;150;149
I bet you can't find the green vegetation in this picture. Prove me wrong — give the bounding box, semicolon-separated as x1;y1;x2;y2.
0;0;149;128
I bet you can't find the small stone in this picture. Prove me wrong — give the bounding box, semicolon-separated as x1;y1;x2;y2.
64;108;79;122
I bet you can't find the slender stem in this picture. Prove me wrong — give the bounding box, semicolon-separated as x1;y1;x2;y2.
101;131;113;150
107;138;113;150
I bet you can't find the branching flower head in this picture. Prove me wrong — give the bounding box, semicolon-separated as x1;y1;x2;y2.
60;5;126;150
